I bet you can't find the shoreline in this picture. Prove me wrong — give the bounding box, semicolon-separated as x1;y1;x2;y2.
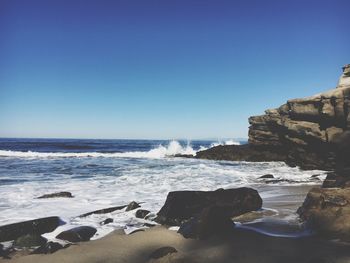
3;226;350;263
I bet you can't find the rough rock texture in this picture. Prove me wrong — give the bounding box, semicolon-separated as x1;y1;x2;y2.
0;216;61;242
56;226;97;242
155;188;262;226
13;234;47;248
178;205;235;239
197;64;350;171
297;187;350;240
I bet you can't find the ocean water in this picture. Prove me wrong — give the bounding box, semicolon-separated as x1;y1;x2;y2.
0;138;326;240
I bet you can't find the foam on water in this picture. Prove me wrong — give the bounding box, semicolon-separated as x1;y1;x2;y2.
0;139;325;241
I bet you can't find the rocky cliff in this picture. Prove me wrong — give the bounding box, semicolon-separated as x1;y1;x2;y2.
197;64;350;172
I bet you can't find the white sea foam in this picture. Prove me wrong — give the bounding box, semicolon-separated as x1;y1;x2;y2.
0;141;197;159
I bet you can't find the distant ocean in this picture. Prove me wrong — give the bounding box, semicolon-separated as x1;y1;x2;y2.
0;138;326;239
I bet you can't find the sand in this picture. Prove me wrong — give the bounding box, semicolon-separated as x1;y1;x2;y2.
2;226;350;263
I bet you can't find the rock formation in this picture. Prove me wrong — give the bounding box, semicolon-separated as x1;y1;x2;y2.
197;64;350;171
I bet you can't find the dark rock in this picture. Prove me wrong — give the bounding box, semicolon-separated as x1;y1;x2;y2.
259;174;274;179
297;187;350;240
0;244;11;259
31;241;68;254
135;209;150;219
126;201;140;211
56;226;97;242
322;172;350;188
178;205;235;239
143;223;157;228
78;205;126;217
0;216;62;242
37;192;73;199
149;246;177;259
100;218;113;225
13;234;47;248
155;187;262;226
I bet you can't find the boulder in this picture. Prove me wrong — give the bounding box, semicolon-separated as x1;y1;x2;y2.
178;205;235;239
32;241;68;254
298;187;350;240
56;226;97;242
0;216;61;242
135;209;150;219
37;192;73;199
155;188;262;226
126;201;141;211
13;234;47;248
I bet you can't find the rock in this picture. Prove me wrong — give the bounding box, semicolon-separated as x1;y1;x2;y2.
149;246;177;259
128;229;145;235
259;174;274;179
322;172;350;188
31;241;68;254
135;209;150;219
126;201;141;211
37;192;73;199
0;216;61;242
265;179;298;184
196;65;350;172
78;205;126;217
155;187;262;226
13;234;47;248
100;218;113;225
298;187;350;240
178;205;235;239
56;226;97;242
0;244;11;259
143;223;157;228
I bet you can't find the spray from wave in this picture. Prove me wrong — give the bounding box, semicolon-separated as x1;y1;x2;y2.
0;139;240;159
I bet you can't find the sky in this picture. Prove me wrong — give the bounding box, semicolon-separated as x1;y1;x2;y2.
0;0;349;140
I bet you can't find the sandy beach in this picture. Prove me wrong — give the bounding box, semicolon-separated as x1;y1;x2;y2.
2;226;350;263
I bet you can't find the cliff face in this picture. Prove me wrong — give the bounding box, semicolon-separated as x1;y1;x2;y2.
197;65;350;171
248;64;350;170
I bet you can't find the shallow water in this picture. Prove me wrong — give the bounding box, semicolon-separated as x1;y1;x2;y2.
0;138;326;240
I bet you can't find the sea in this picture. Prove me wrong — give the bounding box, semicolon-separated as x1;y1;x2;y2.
0;138;327;241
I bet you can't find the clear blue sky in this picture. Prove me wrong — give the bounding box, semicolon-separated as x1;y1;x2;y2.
0;0;349;139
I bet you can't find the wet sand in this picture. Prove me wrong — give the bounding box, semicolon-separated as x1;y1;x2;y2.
2;226;350;263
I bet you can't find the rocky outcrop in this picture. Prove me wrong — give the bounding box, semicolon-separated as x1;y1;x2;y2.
197;64;350;171
0;216;61;242
37;192;73;199
155;188;262;226
297;187;350;240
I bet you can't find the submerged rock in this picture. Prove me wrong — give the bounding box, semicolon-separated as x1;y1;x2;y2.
100;218;114;225
0;216;61;242
259;174;274;179
298;187;350;240
126;201;141;211
155;187;262;226
37;192;73;199
13;234;47;248
78;205;126;217
135;209;150;219
56;226;97;242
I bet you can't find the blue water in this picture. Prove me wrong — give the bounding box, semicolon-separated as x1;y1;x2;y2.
0;138;323;240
